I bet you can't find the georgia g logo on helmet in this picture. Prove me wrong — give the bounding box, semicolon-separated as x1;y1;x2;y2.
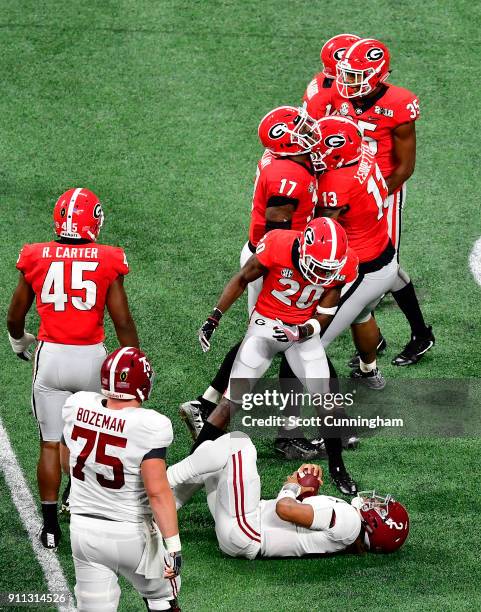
268;123;287;139
333;47;347;61
324;134;346;148
366;47;384;61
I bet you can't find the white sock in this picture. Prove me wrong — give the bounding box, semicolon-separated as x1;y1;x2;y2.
203;386;221;404
360;359;376;373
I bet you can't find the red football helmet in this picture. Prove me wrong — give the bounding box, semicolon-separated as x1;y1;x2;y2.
336;38;390;99
101;347;154;403
320;33;360;78
258;105;321;157
53;188;104;241
298;217;348;286
355;491;409;553
311;116;362;172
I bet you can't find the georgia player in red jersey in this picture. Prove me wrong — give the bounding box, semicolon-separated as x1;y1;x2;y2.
310;117;414;388
309;37;434;367
194;218;360;495
6;187;139;549
303;33;360;118
181;105;326;461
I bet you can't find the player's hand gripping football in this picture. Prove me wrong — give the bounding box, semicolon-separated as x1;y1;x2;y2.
285;468;318;498
198;308;223;352
8;331;36;361
273;320;301;343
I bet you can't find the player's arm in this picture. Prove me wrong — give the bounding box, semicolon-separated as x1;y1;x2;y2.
385;121;416;194
264;201;296;231
141;457;181;578
273;286;342;343
59;437;70;474
198;255;267;352
6;273;36;361
317;204;349;220
106;276;140;348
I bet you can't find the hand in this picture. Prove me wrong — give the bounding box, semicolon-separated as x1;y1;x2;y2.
8;332;36;361
273;320;300;343
285;471;315;498
297;463;323;485
198;317;219;352
164;551;182;578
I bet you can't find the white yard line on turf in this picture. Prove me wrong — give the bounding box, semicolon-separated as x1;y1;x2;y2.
469;237;481;287
0;416;76;612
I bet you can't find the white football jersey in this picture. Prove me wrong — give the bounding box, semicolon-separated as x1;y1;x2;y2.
62;391;173;522
259;495;361;557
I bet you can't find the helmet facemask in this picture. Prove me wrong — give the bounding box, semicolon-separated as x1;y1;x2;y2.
336;61;387;99
299;240;346;286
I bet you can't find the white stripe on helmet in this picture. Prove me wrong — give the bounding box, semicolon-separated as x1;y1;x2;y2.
325;217;338;260
109;346;131;394
66;187;82;234
344;38;377;60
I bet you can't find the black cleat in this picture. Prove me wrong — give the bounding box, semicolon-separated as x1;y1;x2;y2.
348;335;387;369
39;524;61;550
274;437;320;461
350;367;386;390
330;468;358;496
392;326;435;366
343;435;360;450
309;438;327;458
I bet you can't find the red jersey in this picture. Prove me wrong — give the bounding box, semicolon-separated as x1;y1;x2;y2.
254;230;358;324
318;146;389;263
17;241;129;345
310;83;420;177
249;151;318;247
303;73;336;118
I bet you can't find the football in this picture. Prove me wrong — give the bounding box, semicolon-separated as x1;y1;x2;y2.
297;470;320;501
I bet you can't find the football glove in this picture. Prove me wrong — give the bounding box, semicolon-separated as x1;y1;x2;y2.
273;320;302;343
8;332;36;361
198;308;223;352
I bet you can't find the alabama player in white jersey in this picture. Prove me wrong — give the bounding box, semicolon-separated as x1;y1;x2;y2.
167;433;409;559
61;347;181;612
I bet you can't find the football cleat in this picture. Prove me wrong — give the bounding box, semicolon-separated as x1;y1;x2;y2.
179;399;214;441
309;438;327;458
391;326;435;366
343;435;360;450
330;468;358;496
350;367;386;390
274;437;320;460
348;335;387;368
39;525;61;551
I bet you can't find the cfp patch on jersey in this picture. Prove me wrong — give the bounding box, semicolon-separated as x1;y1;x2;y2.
281;268;293;278
339;102;350;116
308;182;315;193
355;107;363;115
375;105;394;117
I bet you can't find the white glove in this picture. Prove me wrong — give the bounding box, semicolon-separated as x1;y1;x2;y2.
8;332;36;361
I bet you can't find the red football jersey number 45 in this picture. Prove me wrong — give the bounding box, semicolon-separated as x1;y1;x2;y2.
41;261;99;311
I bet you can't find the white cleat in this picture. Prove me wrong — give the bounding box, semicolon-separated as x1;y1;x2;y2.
179;400;205;440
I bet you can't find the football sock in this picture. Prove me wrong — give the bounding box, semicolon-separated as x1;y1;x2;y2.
202;386;221;405
190;421;224;453
41;501;59;530
360;359;376;373
210;342;241;394
324;438;346;474
169;438;231;486
392;281;428;336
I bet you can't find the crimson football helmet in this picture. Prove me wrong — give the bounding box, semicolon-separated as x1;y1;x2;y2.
258;105;321;156
336;38;390;99
298;217;348;286
101;347;154;403
54;188;104;241
311;116;362;172
354;491;409;553
320;33;360;78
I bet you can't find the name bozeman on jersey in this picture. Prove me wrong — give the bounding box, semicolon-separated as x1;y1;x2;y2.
62;391;173;522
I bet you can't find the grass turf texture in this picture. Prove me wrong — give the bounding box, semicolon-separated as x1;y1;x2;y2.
0;1;480;610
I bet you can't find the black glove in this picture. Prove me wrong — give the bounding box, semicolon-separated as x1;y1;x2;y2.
198;308;222;352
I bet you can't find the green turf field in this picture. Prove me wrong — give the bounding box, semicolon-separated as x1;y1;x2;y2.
1;1;481;610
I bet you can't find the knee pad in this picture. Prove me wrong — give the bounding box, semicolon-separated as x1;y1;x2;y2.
238;337;267;369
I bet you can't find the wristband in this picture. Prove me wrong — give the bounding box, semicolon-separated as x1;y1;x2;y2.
276;483;301;502
164;534;181;553
306;318;321;336
210;308;223;323
316;305;338;316
8;332;33;353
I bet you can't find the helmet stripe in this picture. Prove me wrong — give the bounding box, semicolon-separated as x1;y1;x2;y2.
66;187;82;234
325;217;337;260
109;346;131;394
344;37;377;60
